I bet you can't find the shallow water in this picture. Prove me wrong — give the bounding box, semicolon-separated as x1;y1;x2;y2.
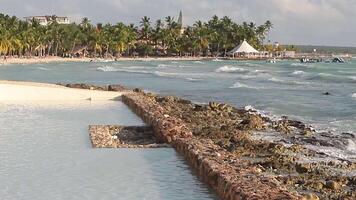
0;101;217;200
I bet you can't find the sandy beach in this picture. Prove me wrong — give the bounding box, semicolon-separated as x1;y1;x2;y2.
0;56;211;65
0;80;128;101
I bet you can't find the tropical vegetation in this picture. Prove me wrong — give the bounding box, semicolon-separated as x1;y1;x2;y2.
0;13;274;57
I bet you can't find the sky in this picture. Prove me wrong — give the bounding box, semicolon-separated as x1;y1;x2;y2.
1;0;355;47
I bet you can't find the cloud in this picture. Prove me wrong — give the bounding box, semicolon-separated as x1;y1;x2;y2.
0;0;355;46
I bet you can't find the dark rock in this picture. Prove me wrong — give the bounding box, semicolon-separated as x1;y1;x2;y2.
133;88;143;93
108;84;126;91
296;163;310;173
325;180;341;190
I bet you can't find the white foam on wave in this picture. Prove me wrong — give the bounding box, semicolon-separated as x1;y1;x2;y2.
215;65;248;73
154;71;204;81
349;76;356;81
194;61;204;64
291;70;306;75
244;62;264;67
96;66;119;72
352;93;356;99
123;66;149;69
229;82;259;89
186;77;203;82
291;63;315;68
36;67;50;71
153;71;179;77
346;139;356;152
157;64;173;68
268;77;308;85
97;66;153;74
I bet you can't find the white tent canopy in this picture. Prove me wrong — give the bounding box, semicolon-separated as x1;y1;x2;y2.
228;39;259;54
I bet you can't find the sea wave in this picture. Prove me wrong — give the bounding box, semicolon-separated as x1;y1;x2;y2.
229;82;259;89
352;93;356;99
291;63;315;68
194;61;204;64
36;67;50;71
291;70;306;75
157;64;173;68
123;66;150;69
244;62;264;67
268;77;308;85
215;65;249;73
96;66;119;72
186;77;203;82
153;71;180;77
349;76;356;81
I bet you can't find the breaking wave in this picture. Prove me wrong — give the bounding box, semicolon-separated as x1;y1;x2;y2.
194;61;204;64
268;77;308;85
96;66;119;72
352;93;356;99
349;76;356;81
291;70;306;75
186;77;203;82
229;82;259;89
291;63;315;68
157;64;174;68
215;66;249;73
36;67;50;71
244;62;264;67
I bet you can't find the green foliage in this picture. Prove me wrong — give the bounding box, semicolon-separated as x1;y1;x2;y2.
0;13;273;57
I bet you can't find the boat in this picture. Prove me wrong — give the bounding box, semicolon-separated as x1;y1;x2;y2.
300;58;322;63
331;57;345;63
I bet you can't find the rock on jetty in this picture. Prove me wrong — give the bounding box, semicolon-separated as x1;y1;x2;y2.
73;82;354;200
122;92;301;200
89;125;170;148
121;91;355;200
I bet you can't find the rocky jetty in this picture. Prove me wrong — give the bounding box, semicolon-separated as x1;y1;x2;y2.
89;125;170;148
121;91;356;200
57;83;128;91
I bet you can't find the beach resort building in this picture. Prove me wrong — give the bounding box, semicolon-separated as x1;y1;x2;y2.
24;15;70;26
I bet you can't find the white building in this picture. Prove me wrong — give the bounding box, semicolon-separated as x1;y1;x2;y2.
24;15;70;26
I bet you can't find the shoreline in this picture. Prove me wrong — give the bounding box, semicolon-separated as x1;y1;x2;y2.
0;80;129;101
0;56;211;65
0;56;300;65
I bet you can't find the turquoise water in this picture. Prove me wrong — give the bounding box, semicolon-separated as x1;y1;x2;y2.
0;59;355;135
0;101;217;200
0;59;355;198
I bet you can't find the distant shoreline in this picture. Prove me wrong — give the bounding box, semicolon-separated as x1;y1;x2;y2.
0;56;214;65
0;56;301;65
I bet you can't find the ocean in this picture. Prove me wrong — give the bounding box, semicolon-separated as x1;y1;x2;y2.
0;59;355;199
1;59;355;136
